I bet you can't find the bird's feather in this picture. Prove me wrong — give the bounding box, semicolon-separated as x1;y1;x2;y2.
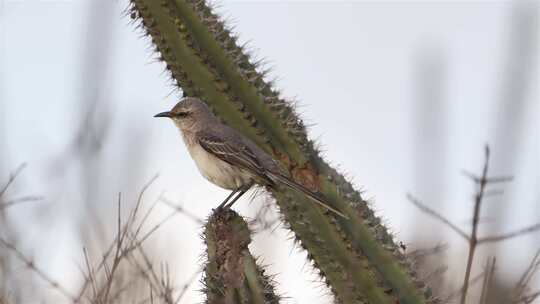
197;131;347;218
197;133;273;184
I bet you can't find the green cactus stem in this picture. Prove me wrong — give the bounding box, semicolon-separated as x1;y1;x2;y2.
130;0;437;303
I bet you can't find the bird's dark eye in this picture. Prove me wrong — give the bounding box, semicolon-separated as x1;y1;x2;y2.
176;111;190;118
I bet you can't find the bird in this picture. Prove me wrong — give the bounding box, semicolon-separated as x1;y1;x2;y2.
154;97;346;218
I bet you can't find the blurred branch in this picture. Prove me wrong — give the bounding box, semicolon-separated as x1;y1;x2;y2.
0;163;26;199
75;175;180;303
174;269;200;304
512;248;540;304
479;257;496;304
249;198;281;233
125;232;200;304
478;223;540;244
0;238;76;302
514;291;540;304
0;164;43;212
159;195;204;225
0;196;43;211
460;146;492;304
0;180;175;304
407;243;448;263
515;248;540;294
99;194;127;303
128;245;175;304
443;271;486;302
409;145;540;304
460;170;513;185
407;194;468;241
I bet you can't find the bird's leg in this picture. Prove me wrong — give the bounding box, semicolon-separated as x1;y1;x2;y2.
223;190;247;209
224;183;253;209
217;189;238;209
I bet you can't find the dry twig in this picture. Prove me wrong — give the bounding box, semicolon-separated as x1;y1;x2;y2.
0;238;76;302
479;257;496;304
408;145;540;304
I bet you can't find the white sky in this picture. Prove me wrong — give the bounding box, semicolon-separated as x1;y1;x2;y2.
1;1;539;303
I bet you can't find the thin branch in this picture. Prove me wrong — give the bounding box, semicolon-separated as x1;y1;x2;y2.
174;270;200;304
407;243;448;262
518;248;540;290
0;163;27;198
130;174;160;228
159;195;204;225
460;145;490;304
444;271;486;302
460;170;513;185
479;257;496;304
99;193;125;303
0;237;76;302
478;222;540;244
133;193;163;240
0;196;42;211
82;247;98;302
423;265;448;283
124;210;178;253
407;193;469;241
518;291;540;304
75;175;160;301
410;145;539;303
513;248;540;303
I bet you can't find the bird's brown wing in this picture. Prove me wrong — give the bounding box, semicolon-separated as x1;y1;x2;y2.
197;133;270;182
198;132;347;218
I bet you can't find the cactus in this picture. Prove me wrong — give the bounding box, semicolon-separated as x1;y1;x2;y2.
203;209;280;304
129;1;436;303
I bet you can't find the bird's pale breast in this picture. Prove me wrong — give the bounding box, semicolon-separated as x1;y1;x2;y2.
186;143;253;190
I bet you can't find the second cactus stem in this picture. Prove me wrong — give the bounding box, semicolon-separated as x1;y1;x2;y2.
204;209;280;304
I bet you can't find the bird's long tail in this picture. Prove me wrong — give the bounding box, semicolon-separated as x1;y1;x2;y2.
266;172;348;219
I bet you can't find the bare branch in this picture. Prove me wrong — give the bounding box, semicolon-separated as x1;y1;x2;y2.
124;210;178;253
82;247;98;302
407;193;469;241
75;175;161;301
0;163;27;198
460;144;490;304
519;291;540;304
407;243;448;263
99;193;126;303
174;270;200;304
0;238;76;302
513;248;540;303
479;257;496;304
478;222;540;244
444;271;486;302
460;170;513;185
0;196;42;211
409;145;535;304
129;174;160;233
159;194;204;225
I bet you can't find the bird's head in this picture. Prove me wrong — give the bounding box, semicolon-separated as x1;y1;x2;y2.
154;97;212;131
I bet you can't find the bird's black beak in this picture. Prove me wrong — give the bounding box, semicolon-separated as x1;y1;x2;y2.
154;111;172;118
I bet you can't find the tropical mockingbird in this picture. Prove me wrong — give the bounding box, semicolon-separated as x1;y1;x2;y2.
154;97;346;218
